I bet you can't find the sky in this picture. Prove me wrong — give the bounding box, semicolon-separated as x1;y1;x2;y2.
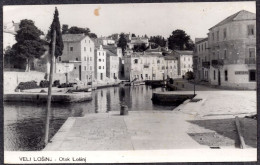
3;2;256;41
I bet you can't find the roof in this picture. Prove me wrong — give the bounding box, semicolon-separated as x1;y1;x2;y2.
62;34;87;42
209;10;256;30
164;56;177;60
171;50;193;56
195;37;208;44
105;50;117;56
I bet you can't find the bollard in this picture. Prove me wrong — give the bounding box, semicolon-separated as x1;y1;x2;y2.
120;105;128;115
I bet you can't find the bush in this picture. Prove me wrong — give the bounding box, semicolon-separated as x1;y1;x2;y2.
53;80;60;87
17;81;38;90
185;71;195;80
40;80;49;88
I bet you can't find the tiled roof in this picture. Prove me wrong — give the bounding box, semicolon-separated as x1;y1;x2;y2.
62;34;86;42
164;55;177;60
174;50;193;55
105;49;117;56
209;10;256;30
195;38;208;44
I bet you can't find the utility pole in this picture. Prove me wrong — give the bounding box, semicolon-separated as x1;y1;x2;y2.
44;30;56;145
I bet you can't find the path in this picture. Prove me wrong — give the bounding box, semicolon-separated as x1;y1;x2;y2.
44;111;205;151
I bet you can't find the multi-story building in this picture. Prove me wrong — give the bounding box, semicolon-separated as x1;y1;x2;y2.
194;38;209;81
58;34;95;83
94;45;106;82
127;36;149;49
124;52;178;81
171;50;193;76
207;10;256;89
95;37;116;46
106;50;119;80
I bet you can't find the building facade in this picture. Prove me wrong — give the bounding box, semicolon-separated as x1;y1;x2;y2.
106;50;119;80
207;10;256;89
58;34;95;83
94;45;107;82
171;50;193;77
194;38;209;81
124;52;178;82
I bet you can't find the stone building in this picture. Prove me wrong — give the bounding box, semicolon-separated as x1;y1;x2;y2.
105;49;119;80
94;45;107;82
124;52;178;82
194;38;209;81
58;34;95;83
170;50;193;77
207;10;256;89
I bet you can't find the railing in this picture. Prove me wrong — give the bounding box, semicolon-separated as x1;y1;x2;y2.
211;59;224;68
202;61;210;68
245;58;256;65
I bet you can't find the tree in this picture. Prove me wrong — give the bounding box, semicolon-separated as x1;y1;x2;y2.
12;19;46;72
131;33;136;37
149;35;166;48
62;24;69;34
48;7;64;59
89;33;97;39
167;29;194;50
132;43;148;52
117;33;127;56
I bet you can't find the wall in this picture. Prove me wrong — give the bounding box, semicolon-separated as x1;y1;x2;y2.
4;71;68;93
209;64;256;89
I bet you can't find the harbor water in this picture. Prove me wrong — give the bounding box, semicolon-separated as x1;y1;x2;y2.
4;85;176;151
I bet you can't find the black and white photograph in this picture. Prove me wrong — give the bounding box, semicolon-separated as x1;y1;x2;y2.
3;1;257;163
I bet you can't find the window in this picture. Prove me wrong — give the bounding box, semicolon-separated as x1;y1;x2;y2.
99;52;100;56
157;60;160;64
99;59;101;62
224;50;227;59
99;66;101;69
84;47;86;51
184;65;186;68
217;31;219;41
249;48;255;58
87;57;89;61
225;70;228;81
249;70;256;81
90;48;92;52
84;66;86;71
74;67;76;69
70;47;73;51
214;70;216;80
103;59;104;62
145;74;148;78
84;57;86;61
248;25;255;36
223;28;227;39
76;58;78;61
59;56;61;61
103;66;104;69
134;59;138;64
103;52;105;56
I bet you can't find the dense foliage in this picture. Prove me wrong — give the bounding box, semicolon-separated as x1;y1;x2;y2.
167;29;194;51
11;19;46;71
117;33;128;56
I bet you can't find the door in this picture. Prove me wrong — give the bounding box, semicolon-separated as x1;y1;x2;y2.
100;73;103;80
79;65;81;81
218;70;221;86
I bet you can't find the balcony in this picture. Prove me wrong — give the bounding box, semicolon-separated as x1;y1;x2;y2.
202;61;210;68
211;59;224;68
245;58;256;65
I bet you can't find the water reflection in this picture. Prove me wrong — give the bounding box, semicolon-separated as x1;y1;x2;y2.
4;85;174;151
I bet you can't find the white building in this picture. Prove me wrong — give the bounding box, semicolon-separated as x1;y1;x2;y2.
94;45;107;82
170;50;193;77
58;34;95;83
